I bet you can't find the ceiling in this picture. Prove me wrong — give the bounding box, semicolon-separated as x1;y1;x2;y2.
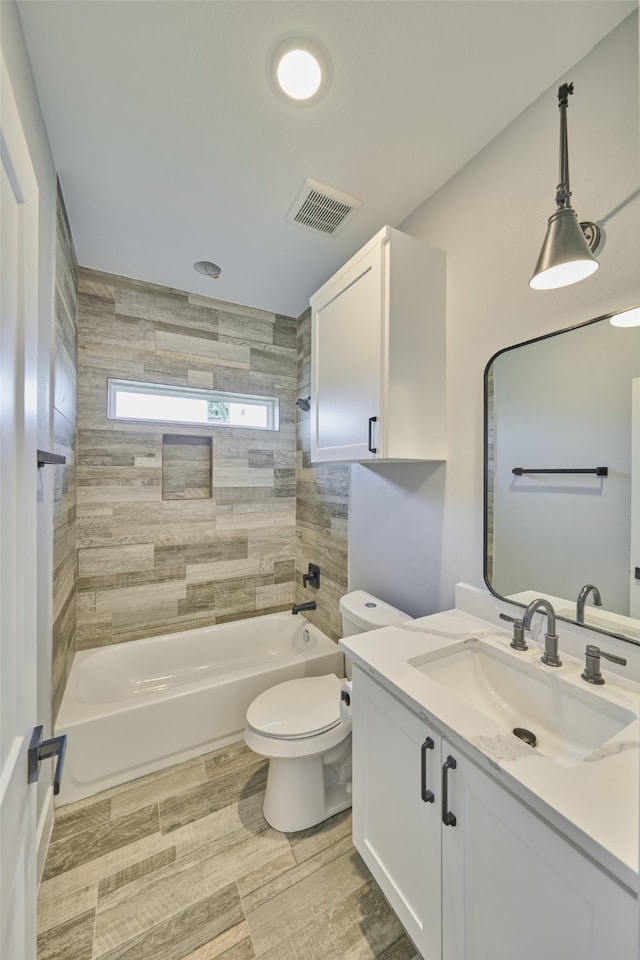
17;0;637;317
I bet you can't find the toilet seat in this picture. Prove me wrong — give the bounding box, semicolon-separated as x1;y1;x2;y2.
246;674;343;740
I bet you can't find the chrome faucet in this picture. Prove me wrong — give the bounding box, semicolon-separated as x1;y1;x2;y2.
576;583;603;624
522;598;562;667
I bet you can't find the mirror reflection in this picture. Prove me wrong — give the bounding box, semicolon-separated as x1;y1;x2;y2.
485;307;640;646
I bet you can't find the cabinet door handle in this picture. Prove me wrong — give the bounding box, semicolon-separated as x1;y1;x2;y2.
441;755;457;826
368;416;378;454
421;736;435;803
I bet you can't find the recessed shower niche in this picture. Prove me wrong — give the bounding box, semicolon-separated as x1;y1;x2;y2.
161;434;213;500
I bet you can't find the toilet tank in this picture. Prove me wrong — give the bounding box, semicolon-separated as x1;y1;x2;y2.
339;590;411;636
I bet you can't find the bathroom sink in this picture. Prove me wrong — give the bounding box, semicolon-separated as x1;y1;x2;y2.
410;641;636;767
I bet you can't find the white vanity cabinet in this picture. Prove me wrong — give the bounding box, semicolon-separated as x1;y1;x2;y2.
309;225;446;462
351;666;638;960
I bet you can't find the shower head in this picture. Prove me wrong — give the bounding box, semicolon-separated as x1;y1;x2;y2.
295;397;311;412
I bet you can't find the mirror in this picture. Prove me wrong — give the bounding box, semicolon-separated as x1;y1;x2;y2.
484;306;640;646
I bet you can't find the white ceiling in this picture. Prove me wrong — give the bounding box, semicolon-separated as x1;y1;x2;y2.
17;0;636;317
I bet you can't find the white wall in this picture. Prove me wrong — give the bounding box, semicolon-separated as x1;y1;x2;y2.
1;0;58;869
349;12;640;617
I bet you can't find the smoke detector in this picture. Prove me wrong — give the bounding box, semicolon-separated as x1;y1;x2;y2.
286;178;362;236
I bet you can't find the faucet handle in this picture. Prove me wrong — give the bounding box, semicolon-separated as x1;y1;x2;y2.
581;644;627;685
499;613;528;651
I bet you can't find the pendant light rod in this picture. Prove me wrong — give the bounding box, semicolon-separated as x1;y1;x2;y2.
556;82;573;209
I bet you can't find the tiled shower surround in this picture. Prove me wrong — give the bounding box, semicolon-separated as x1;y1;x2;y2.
52;184;78;720
75;268;299;647
73;268;348;649
294;309;348;640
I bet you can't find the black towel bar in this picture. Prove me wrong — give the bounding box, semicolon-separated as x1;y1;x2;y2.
512;467;608;477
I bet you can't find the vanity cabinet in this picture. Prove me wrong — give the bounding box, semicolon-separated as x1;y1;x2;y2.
309;225;446;462
351;666;638;960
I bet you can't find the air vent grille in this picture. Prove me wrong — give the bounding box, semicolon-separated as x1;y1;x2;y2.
286;179;362;236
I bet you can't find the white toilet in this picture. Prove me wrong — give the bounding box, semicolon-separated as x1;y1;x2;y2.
244;590;411;832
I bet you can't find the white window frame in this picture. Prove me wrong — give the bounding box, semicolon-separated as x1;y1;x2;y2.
107;378;280;430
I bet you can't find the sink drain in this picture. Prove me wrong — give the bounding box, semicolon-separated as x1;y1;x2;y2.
513;727;537;748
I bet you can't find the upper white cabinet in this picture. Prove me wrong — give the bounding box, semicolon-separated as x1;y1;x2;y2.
310;225;446;462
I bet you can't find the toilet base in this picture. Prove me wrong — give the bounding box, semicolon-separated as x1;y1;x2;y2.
261;742;352;833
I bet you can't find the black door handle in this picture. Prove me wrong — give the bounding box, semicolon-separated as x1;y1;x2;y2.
28;725;67;796
368;416;378;454
442;755;457;826
421;736;435;803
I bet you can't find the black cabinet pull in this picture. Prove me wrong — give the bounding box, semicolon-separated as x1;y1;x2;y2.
368;416;378;453
421;736;435;803
442;755;457;826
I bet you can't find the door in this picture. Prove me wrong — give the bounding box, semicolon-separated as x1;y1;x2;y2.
351;668;442;960
1;52;41;960
311;241;384;461
441;743;637;960
630;379;640;618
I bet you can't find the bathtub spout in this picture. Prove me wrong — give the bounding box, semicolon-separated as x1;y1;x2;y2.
292;601;317;615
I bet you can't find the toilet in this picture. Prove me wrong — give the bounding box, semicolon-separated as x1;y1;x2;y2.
244;590;411;832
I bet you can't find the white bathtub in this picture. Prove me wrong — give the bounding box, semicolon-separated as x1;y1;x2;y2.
54;613;343;806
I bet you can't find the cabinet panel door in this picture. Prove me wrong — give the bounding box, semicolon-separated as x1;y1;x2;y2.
441;744;638;960
311;243;383;461
352;669;442;960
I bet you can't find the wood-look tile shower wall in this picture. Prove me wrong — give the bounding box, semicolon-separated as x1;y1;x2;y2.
294;309;349;641
52;183;79;720
75;268;298;647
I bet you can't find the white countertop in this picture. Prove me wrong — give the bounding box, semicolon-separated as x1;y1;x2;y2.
340;605;640;893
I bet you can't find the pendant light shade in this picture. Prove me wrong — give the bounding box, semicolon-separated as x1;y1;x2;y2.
530;208;599;290
530;82;600;291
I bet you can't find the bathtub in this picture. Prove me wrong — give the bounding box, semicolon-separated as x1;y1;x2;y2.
54;613;343;806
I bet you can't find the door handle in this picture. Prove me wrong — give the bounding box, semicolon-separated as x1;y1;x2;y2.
441;755;457;826
368;416;378;454
28;725;67;796
421;736;435;803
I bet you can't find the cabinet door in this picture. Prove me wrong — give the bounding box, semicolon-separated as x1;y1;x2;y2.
441;743;638;960
351;668;442;960
311;242;384;461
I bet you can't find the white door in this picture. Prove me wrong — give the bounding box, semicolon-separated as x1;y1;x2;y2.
1;52;41;960
630;379;640;619
351;668;442;960
441;743;637;960
311;242;384;461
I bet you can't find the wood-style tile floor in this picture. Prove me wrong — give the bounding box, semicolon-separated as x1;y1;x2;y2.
37;741;419;960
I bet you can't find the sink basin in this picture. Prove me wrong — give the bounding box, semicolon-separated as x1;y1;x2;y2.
410;641;636;767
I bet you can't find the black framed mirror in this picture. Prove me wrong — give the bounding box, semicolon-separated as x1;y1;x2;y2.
484;305;640;646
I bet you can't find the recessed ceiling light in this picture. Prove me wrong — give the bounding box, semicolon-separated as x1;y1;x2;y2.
194;260;222;279
270;38;328;103
610;306;640;327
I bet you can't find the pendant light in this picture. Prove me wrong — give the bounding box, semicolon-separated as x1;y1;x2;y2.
530;83;601;291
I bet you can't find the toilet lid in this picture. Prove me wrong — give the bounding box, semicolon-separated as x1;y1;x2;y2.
246;674;343;739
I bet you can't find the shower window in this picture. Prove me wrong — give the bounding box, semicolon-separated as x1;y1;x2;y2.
107;378;279;430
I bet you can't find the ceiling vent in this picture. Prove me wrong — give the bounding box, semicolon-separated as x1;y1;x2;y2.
286;178;362;236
